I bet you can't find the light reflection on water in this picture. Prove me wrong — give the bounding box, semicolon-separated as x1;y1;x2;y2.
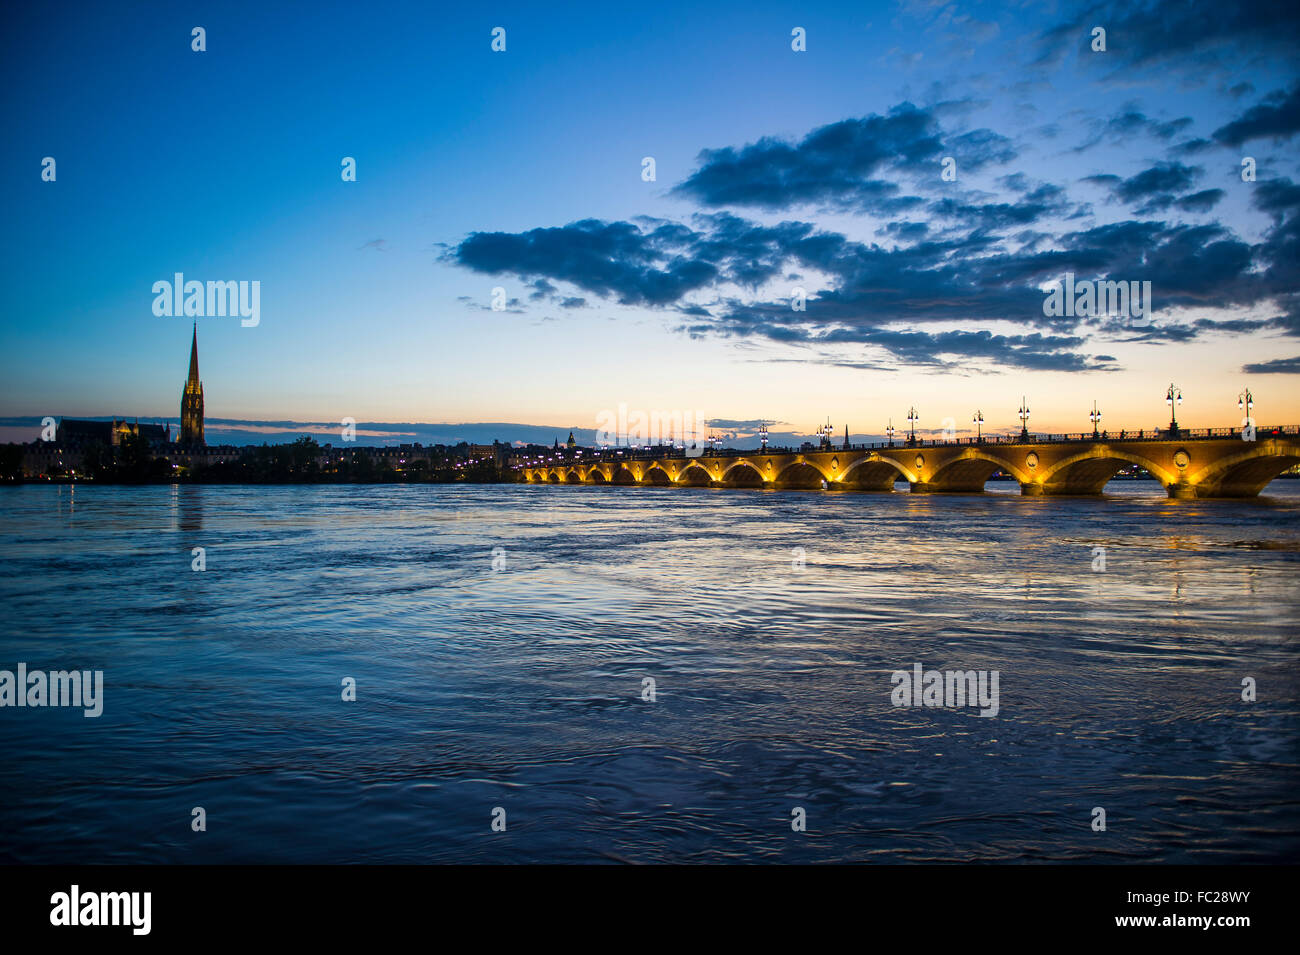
1;481;1298;863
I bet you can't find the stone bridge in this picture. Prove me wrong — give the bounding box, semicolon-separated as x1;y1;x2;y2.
522;429;1300;498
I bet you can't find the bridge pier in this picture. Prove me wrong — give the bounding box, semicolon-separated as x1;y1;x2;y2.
909;482;957;493
909;480;991;494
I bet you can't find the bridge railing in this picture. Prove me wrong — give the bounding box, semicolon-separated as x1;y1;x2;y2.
514;426;1298;467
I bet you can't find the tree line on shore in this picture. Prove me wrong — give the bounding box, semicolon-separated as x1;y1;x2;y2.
0;435;520;484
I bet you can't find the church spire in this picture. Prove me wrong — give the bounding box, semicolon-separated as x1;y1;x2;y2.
180;324;205;447
188;322;200;384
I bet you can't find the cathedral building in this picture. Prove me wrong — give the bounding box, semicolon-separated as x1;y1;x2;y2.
56;418;169;446
179;324;205;446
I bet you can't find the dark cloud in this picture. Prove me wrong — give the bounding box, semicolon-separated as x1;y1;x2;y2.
1085;162;1207;214
945;127;1019;168
705;419;781;430
1195;317;1270;334
1175;188;1225;212
452;204;1279;369
1212;84;1300;146
447;103;1300;374
671;103;1012;213
1113;162;1202;203
1171;138;1215;156
1242;355;1300;374
728;324;1112;372
927;182;1071;230
528;278;557;301
1253;177;1300;217
1038;0;1300;74
1075;109;1194;152
1139;224;1255;302
1250;181;1300;321
1111;111;1193;140
881;221;929;240
1270;295;1300;336
451;219;720;306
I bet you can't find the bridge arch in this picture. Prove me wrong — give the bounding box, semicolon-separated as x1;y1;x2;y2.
722;460;765;488
678;462;713;486
611;465;637;485
1184;444;1300;497
920;450;1024;492
774;458;830;490
643;464;672;486
840;454;911;490
1036;448;1173;494
588;468;608;484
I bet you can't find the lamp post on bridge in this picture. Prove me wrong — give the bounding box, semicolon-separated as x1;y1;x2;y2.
759;424;768;452
816;418;834;450
1089;401;1102;438
1238;388;1255;440
885;420;896;447
1166;384;1182;435
906;407;919;446
972;410;984;443
1018;397;1030;440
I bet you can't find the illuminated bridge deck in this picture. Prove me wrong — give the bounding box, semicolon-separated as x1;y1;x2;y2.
522;427;1300;498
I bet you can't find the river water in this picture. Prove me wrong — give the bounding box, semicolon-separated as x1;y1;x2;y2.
1;481;1297;863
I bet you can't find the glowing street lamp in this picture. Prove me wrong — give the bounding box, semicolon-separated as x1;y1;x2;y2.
1089;401;1102;438
1166;383;1182;433
1238;387;1255;439
972;410;984;442
1018;397;1031;439
817;418;834;449
906;407;919;445
759;423;769;451
885;419;896;447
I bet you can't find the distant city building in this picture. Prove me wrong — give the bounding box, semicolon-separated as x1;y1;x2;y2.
56;418;169;446
179;324;204;447
566;431;577;450
468;442;509;467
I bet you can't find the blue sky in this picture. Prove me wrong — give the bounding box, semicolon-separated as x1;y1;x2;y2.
2;0;1298;445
